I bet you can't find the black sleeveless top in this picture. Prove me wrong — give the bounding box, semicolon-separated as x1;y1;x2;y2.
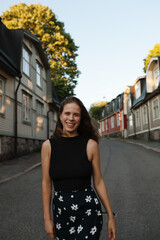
49;135;92;192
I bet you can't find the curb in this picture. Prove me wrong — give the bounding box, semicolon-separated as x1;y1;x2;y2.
122;140;160;153
0;162;41;184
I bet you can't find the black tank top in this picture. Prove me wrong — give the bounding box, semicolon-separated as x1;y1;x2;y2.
49;135;92;192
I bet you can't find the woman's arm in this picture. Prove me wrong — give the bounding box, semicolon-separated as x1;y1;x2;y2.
41;140;55;239
87;139;117;240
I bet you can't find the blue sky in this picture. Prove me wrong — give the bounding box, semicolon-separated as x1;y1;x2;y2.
1;0;160;109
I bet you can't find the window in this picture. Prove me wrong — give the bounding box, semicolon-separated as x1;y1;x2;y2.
135;81;141;99
102;109;104;117
22;92;32;122
129;114;133;128
36;101;43;128
36;62;41;87
23;47;30;76
112;102;115;112
135;110;140;127
128;94;132;109
154;68;160;89
0;79;4;114
117;97;121;109
106;120;108;130
101;121;104;131
111;116;114;128
152;98;159;120
142;105;148;124
117;113;120;126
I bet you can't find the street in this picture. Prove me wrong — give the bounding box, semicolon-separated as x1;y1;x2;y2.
0;139;160;240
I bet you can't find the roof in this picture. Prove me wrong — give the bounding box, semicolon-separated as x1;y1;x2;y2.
0;19;22;77
0;19;50;78
132;77;147;109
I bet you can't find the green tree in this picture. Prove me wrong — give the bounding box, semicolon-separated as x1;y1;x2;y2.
1;3;80;102
89;101;107;120
144;43;160;72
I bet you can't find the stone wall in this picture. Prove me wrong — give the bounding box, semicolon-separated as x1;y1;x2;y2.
0;136;44;162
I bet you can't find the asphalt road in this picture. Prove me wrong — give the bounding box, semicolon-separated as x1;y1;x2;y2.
99;139;160;240
0;139;160;240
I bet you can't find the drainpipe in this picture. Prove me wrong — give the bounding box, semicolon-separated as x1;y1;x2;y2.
145;102;151;140
14;77;21;156
131;109;136;139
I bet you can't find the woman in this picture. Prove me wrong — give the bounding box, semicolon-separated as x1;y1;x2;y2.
41;97;116;240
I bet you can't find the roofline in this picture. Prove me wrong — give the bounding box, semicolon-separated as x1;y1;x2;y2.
133;75;146;86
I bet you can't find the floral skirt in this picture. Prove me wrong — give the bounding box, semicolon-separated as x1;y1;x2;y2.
52;185;103;240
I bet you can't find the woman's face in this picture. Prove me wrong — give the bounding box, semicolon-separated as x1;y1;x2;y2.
60;102;81;136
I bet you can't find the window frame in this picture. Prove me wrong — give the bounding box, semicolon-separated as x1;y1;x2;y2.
22;47;30;77
0;78;5;115
152;97;159;120
154;68;160;89
111;116;114;128
129;114;133;128
36;61;42;87
135;109;140;127
135;81;141;99
142;105;148;125
22;91;32;124
117;113;120;127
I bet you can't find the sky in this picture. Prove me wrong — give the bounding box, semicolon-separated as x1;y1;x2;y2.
1;0;160;109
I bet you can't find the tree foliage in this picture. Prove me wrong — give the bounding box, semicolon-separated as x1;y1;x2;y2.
1;3;80;102
89;101;107;120
144;43;160;72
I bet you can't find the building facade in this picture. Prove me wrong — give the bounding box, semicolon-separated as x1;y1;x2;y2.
100;93;126;137
0;20;59;161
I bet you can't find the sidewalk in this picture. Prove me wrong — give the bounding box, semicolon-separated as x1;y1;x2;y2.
119;138;160;153
0;139;159;184
0;152;41;184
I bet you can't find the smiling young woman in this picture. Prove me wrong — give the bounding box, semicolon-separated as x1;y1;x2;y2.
41;97;117;240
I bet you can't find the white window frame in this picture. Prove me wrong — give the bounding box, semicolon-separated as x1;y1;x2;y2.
101;121;104;131
129;114;133;128
36;62;41;87
23;47;30;77
128;94;132;109
117;113;120;126
154;68;160;89
111;116;114;128
0;79;5;114
22;92;32;122
135;110;140;127
152;97;159;120
135;81;141;99
142;105;148;124
36;100;43;128
106;119;108;130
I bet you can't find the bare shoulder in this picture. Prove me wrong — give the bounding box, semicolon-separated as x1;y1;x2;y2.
87;139;99;161
42;139;50;149
41;139;51;156
87;139;99;151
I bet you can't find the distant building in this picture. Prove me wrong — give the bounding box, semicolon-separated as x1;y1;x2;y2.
123;58;160;141
0;20;59;161
100;93;126;137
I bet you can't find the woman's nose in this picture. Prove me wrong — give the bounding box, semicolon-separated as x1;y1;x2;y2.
69;114;74;120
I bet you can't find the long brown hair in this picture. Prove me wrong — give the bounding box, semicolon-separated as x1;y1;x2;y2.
52;97;100;142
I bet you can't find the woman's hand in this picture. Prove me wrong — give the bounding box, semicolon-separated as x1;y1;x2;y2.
45;219;56;239
108;217;117;240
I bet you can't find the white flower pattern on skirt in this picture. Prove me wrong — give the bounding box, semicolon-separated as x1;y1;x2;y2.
53;186;103;239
